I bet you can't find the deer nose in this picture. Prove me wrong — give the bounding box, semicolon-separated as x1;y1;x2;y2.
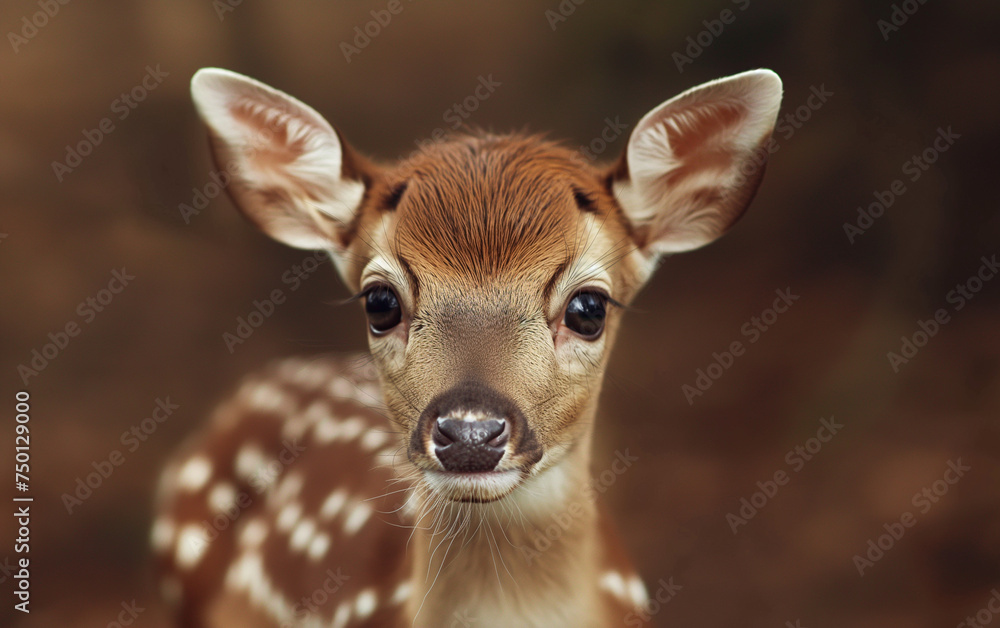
432;418;508;472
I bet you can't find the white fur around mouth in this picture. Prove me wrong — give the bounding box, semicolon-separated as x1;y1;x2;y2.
423;469;523;502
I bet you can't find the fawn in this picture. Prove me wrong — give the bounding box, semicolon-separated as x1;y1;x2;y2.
152;67;783;627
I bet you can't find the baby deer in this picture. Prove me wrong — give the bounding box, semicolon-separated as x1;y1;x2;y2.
153;67;783;627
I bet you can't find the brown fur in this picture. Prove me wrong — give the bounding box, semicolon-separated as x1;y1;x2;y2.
337;135;631;278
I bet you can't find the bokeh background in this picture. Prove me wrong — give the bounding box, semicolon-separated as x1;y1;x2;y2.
2;1;998;626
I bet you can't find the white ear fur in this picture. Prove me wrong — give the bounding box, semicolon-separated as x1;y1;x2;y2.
190;68;366;250
613;69;783;255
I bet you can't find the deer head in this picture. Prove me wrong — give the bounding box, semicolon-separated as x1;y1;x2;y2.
190;67;782;508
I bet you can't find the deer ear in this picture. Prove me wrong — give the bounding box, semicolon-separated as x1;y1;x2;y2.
190;68;371;251
610;69;782;257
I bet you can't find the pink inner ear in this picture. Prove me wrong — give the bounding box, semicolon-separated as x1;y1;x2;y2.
229;101;306;170
222;98;338;207
661;148;734;188
657;102;748;188
664;101;748;157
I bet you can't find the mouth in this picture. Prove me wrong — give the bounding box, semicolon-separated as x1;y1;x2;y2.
422;468;525;503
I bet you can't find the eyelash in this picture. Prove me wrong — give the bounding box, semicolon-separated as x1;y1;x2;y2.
555;288;623;315
347;283;390;303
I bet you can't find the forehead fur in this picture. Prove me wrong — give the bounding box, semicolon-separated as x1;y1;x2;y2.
375;133;623;283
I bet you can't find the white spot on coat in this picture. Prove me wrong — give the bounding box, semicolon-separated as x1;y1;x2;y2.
330;378;355;399
177;456;213;491
150;518;176;553
274;472;304;504
239;519;268;548
391;581;412;605
600;571;627;601
339;417;365;441
627;575;650;607
289;518;316;551
313;417;343;444
207;482;238;514
276;502;303;532
355;588;377;619
175;525;210;569
343;502;372;536
247;382;291;413
307;533;331;561
234;444;267;481
361;429;390;451
331;602;351;628
320;489;348;520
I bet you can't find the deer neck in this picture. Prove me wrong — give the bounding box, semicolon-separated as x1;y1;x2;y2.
404;414;604;627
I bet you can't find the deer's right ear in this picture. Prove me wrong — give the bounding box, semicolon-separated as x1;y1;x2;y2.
190;68;371;251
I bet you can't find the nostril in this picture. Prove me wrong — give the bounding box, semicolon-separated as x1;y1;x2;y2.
485;420;508;448
432;418;454;447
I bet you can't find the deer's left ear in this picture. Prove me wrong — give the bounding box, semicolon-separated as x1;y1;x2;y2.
190;68;374;252
609;69;783;257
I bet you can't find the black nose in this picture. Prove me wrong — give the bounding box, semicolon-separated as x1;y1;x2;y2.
432;418;508;472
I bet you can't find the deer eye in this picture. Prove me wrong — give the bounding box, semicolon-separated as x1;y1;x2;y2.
564;291;607;339
364;286;402;333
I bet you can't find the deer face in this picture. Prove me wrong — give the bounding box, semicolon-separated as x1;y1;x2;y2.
344;138;641;502
190;68;782;503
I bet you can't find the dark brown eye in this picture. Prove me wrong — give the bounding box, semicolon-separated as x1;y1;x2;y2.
564;291;607;339
364;286;401;333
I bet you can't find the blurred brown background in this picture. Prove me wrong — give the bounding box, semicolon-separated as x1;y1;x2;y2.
1;1;999;626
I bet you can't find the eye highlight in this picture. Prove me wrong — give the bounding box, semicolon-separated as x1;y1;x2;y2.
563;291;608;339
364;285;402;333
